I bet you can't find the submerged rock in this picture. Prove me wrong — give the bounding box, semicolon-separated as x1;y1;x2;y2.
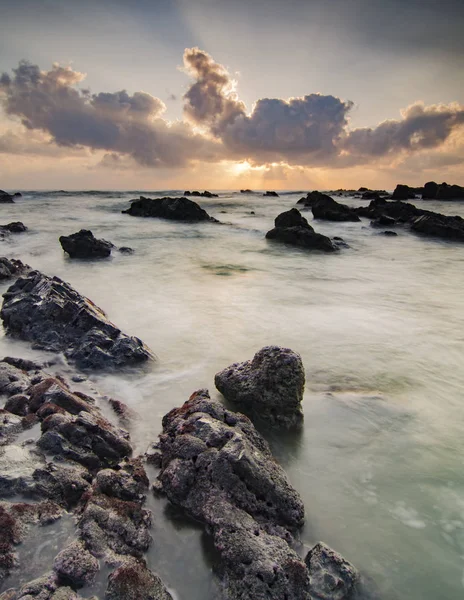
422;181;464;200
105;558;173;600
122;196;217;222
297;191;334;207
263;190;279;197
2;572;86;599
157;389;309;599
305;542;359;600
266;208;338;252
59;230;113;259
0;271;154;370
215;345;305;429
311;195;360;222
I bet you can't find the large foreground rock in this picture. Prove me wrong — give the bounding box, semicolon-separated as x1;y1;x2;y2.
215;345;305;429
0;271;154;369
266;208;338;252
391;184;417;200
122;196;217;222
105;558;172;600
410;213;464;242
59;230;113;259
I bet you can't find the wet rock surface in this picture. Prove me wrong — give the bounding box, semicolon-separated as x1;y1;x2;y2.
105;558;173;600
59;230;113;259
53;542;99;588
266;208;338;252
122;196;217;222
0;223;27;235
410;213;464;242
311;195;360;222
305;542;359;600
0;258;30;282
297;190;335;207
0;271;154;369
215;345;305;429
156;389;310;599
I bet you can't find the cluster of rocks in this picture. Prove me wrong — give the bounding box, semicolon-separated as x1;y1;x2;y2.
123;196;218;222
266;208;340;252
391;181;464;201
0;191;21;204
183;190;218;198
0;269;154;370
59;229;133;259
0;357;173;599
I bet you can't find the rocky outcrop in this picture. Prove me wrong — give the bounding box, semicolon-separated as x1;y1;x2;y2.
263;191;279;197
184;190;218;198
427;182;464;200
0;258;30;282
53;541;99;588
297;191;334;207
59;230;113;259
391;184;417;200
0;223;27;235
0;191;15;204
123;196;217;222
266;208;338;252
105;558;173;600
305;542;359;600
410;213;464;242
1;271;154;370
311;195;360;222
215;346;305;429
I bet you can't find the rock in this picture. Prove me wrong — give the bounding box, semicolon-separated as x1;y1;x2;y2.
370;215;397;228
311;195;360;222
0;362;32;396
94;458;149;502
358;187;368;192
410;214;464;242
184;190;218;198
297;191;334;207
1;271;154;370
0;191;15;204
0;258;30;282
118;247;133;254
38;411;132;470
379;231;398;236
0;411;36;446
391;184;416;200
263;191;279;197
0;223;27;234
266;209;338;253
157;389;309;599
105;558;172;600
240;189;253;194
354;199;423;222
435;182;464;200
361;191;379;200
422;181;439;199
4;395;30;416
305;542;358;600
53;541;99;588
215;346;305;429
59;230;113;259
123;196;217;222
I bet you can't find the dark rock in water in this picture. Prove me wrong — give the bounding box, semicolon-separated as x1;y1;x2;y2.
0;222;27;234
358;187;368;192
59;230;113;259
0;191;15;203
184;190;218;198
4;394;30;416
305;542;359;600
118;246;133;254
266;208;338;252
240;189;253;193
105;558;173;600
263;190;279;197
422;181;439;199
3;572;84;599
215;345;305;429
355;199;423;222
311;195;360;222
435;182;464;200
0;271;154;369
0;257;30;281
0;361;33;396
379;231;398;236
94;458;148;502
157;389;310;599
391;184;416;200
53;541;99;588
123;196;217;222
410;213;464;242
297;191;334;207
370;215;397;228
13;193;22;198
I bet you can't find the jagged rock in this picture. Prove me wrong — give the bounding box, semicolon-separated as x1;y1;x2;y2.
105;558;172;600
379;231;398;236
391;184;416;200
410;214;464;242
4;395;30;416
184;190;218;198
215;346;305;429
311;195;360;222
2;357;44;372
354;199;424;222
0;258;30;282
0;191;15;204
94;458;149;502
1;271;154;370
0;223;27;234
157;390;309;599
263;191;279;197
240;189;253;194
53;541;99;589
305;542;359;600
0;362;33;396
435;182;464;200
266;209;338;252
3;572;85;599
38;411;131;470
122;196;217;222
27;377;94;415
0;411;37;446
59;230;113;259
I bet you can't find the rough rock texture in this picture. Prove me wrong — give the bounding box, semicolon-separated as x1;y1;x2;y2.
266;209;338;253
1;271;154;369
122;196;217;222
1;572;86;599
157;390;310;599
59;230;113;259
422;181;439;199
184;190;218;198
105;558;172;600
0;223;27;234
305;542;358;600
370;215;397;228
0;258;30;282
410;213;464;242
53;541;99;588
391;184;417;200
311;195;360;222
94;459;148;502
215;346;305;429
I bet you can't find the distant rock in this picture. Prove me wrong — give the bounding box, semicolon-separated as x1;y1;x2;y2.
311;195;360;222
1;271;154;369
215;345;305;429
305;542;359;600
358;187;368;192
391;184;417;200
0;190;15;203
53;541;99;588
297;191;334;207
0;222;27;233
266;208;338;252
59;230;114;259
435;182;464;200
240;189;253;193
123;196;217;222
263;190;279;197
118;246;134;254
379;230;398;236
184;190;218;198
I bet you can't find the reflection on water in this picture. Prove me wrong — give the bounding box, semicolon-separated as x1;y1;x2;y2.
0;191;464;599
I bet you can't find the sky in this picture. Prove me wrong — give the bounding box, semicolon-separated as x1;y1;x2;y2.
0;0;463;190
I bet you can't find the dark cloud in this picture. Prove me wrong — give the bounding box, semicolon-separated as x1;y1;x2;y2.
0;60;221;167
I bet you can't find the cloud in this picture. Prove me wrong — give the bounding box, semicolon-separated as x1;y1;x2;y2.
0;60;221;168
